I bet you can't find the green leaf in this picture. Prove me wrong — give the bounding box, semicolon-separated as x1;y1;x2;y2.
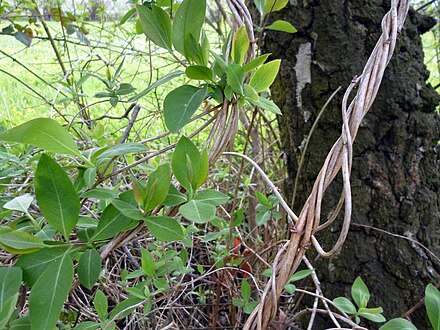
289;269;314;282
232;25;249;65
111;199;144;220
352;276;370;309
144;216;184;242
172;136;208;193
358;312;386;323
333;297;357;314
253;0;266;17
77;249;101;289
143;163;171;212
35;154;80;240
244;301;258;314
136;4;172;50
0;118;81;157
0;267;22;329
266;20;297;33
186;65;213;81
91;204;135;241
29;252;74;330
264;0;288;14
15;247;69;286
109;297;142;320
379;318;417;330
194;189;229;206
141;248;155;278
172;0;206;56
232;297;245;307
94;290;108;320
285;283;296;295
241;279;251;301
249;96;282;115
226;64;245;95
255;191;270;207
81;188;119;200
75;321;100;330
243;53;271;73
179;200;216;223
163;185;187;206
256;209;271;226
8;316;31;330
164;85;207;133
426;283;440;330
243;84;259;102
3;194;33;213
129;71;184;102
119;8;136;26
249;60;281;93
97;143;147;159
0;230;45;254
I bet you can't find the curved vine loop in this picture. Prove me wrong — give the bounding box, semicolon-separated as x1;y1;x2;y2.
242;1;411;329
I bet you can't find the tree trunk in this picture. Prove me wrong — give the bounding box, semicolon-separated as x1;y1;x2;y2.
262;1;439;328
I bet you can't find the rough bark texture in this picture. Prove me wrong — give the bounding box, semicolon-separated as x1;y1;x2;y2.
262;1;440;328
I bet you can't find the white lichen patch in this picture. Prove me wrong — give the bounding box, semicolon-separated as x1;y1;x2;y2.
294;43;312;111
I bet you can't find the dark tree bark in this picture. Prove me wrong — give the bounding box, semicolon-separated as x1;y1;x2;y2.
262;1;439;328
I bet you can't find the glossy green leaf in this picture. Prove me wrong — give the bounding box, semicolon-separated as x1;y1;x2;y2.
129;71;184;102
94;290;108;320
379;318;417;330
35;154;80;240
266;20;297;33
111;199;144;220
232;25;249;65
141;248;155;278
289;269;314;282
179;200;216;223
163;185;187;206
144;216;184;242
243;53;271;73
78;249;101;289
172;0;206;56
0;267;22;329
97;143;147;160
185;65;213;81
119;8;136;26
91;204;135;241
0;230;45;254
136;4;172;50
164;85;206;133
249;60;280;93
29;252;74;330
333;297;357;314
249;96;282;115
75;321;100;330
3;194;33;213
194;189;229;206
226;64;245;95
352;276;370;309
241;279;251;301
8;315;31;330
144;163;171;212
358;311;386;323
0;118;81;157
253;0;266;17
171;136;208;193
15;247;69;286
109;297;142;320
264;0;288;14
243;84;259;102
426;283;440;330
81;188;119;200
